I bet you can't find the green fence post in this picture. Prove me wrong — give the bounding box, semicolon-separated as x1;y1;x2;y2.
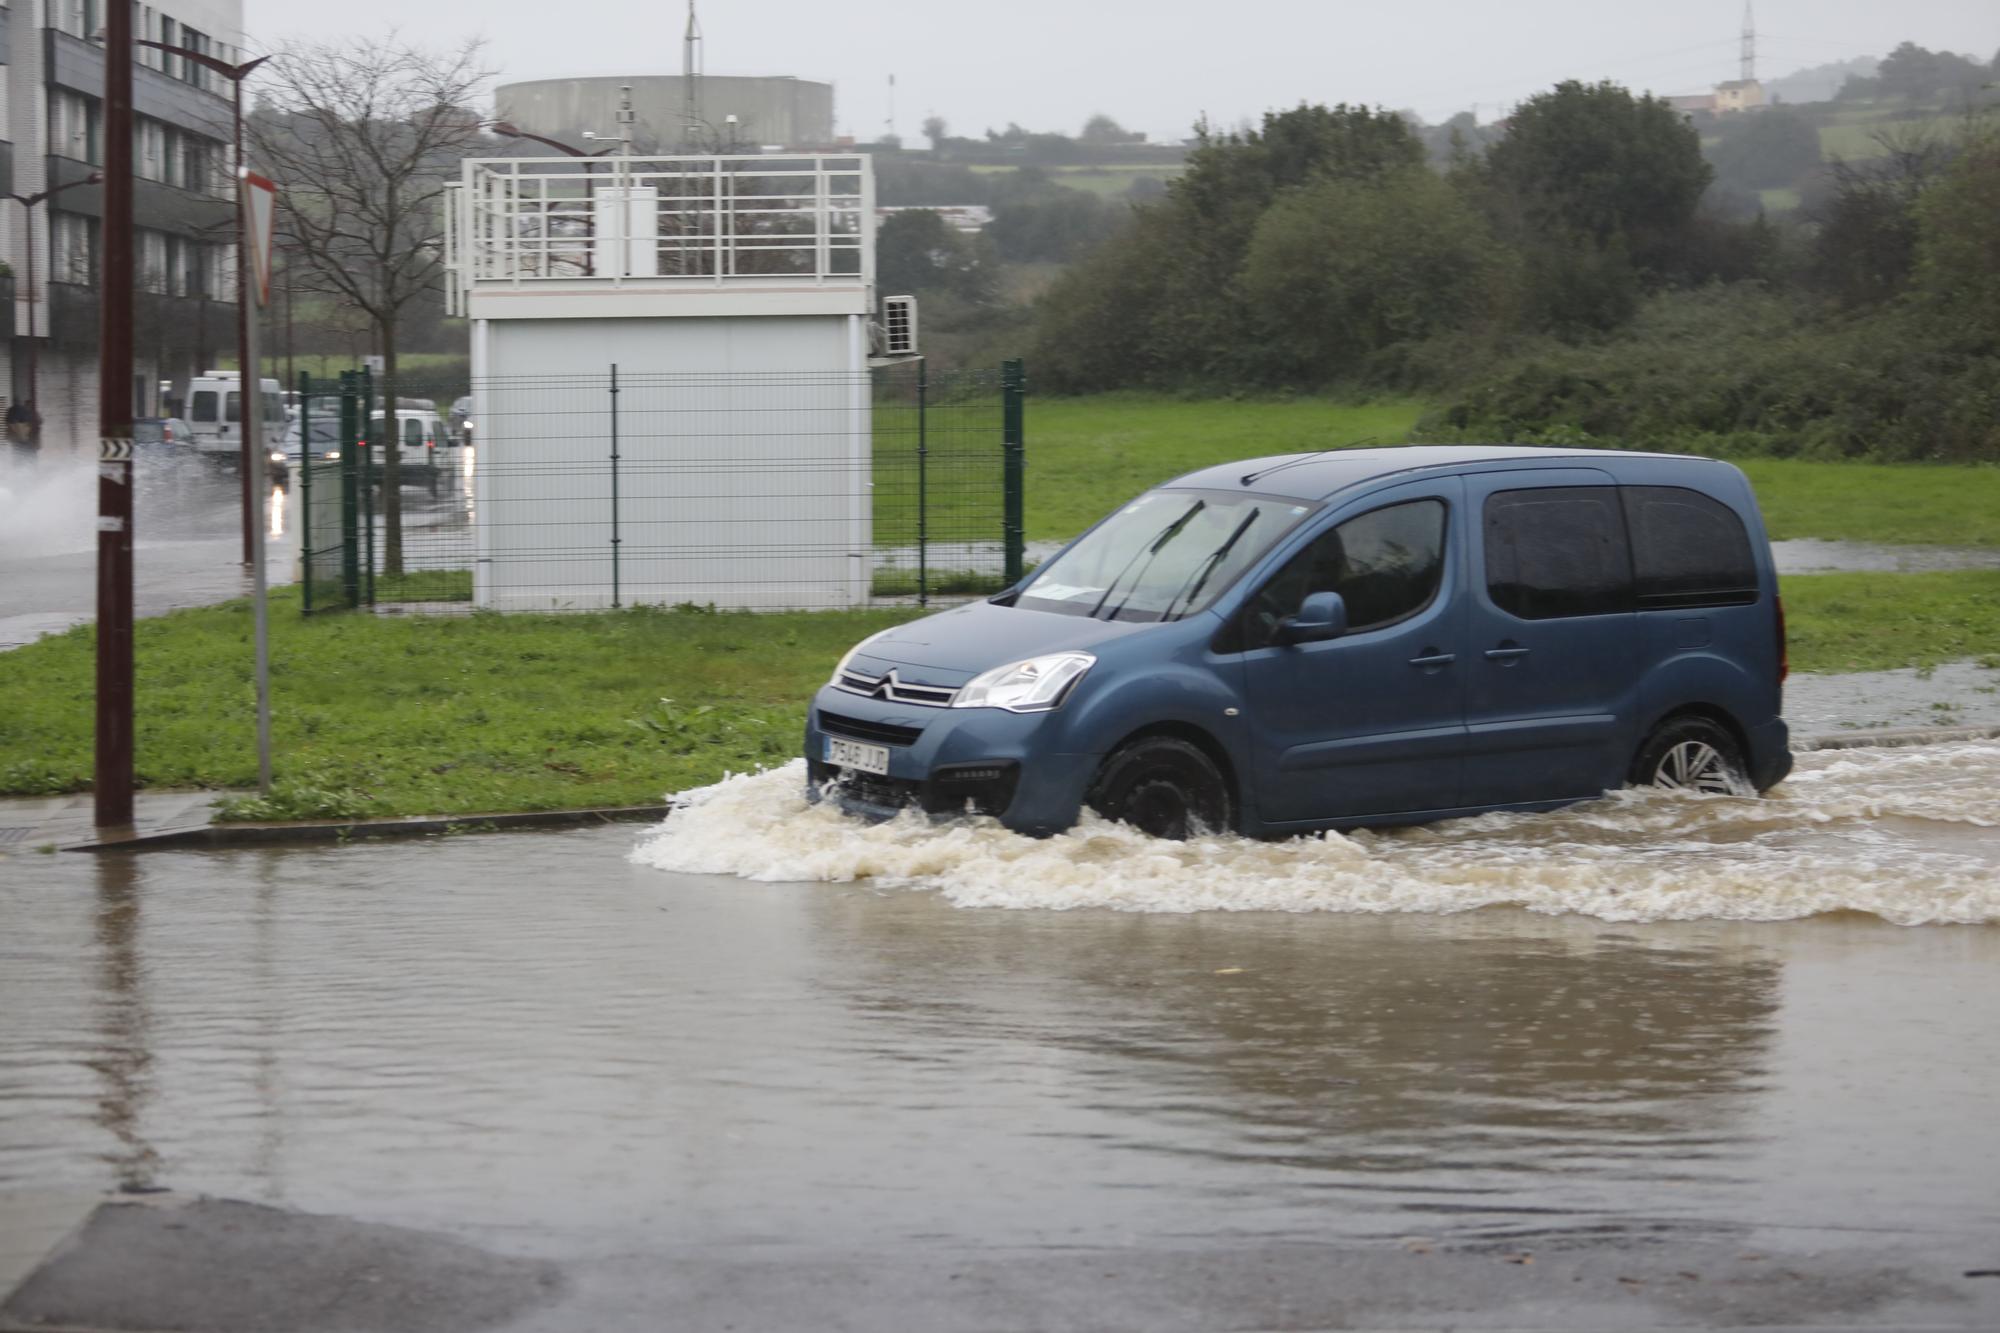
1002;359;1026;586
917;359;929;607
609;363;622;609
361;369;376;608
339;370;361;609
299;372;312;615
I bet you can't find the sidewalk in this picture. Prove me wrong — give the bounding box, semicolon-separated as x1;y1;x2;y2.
0;789;243;854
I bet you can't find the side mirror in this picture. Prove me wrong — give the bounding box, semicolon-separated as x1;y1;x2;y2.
1277;591;1348;645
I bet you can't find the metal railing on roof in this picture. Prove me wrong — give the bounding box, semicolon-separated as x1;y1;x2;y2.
448;153;874;302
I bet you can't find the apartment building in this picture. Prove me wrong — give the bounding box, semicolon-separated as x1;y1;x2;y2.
2;0;242;455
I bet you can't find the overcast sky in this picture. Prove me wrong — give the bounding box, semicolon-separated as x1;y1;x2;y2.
244;0;1998;140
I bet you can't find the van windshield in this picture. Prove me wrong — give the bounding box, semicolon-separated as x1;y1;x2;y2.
1016;489;1313;623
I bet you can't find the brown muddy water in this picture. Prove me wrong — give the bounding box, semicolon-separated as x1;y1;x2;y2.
3;743;1997;1265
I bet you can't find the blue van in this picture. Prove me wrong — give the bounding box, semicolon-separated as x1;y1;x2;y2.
807;446;1791;839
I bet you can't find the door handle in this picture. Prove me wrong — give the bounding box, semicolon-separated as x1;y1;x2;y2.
1408;652;1456;668
1484;647;1532;660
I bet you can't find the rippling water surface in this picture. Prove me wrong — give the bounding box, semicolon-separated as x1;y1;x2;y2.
3;746;1997;1261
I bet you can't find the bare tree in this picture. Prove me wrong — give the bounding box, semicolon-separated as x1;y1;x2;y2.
247;37;490;575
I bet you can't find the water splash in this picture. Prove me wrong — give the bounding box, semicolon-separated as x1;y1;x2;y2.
631;743;2000;926
0;456;97;558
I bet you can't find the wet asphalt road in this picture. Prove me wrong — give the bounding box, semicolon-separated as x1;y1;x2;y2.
3;824;1997;1329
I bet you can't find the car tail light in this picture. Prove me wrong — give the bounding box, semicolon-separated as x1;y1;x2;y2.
1775;593;1788;684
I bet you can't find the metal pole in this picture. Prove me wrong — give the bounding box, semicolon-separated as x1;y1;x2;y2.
916;359;928;607
234;75;252;564
23;206;36;432
94;0;136;827
608;363;621;609
242;173;271;794
339;371;360;607
362;368;376;607
1001;359;1025;587
299;372;312;614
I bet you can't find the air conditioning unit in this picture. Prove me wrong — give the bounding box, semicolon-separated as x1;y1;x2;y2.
881;295;919;358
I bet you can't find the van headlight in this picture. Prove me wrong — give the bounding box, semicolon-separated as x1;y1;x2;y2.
952;653;1094;712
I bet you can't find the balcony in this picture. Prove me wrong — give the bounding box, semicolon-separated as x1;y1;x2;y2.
447;153;875;321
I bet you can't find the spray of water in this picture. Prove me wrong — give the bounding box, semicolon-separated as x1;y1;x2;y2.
631;742;2000;925
0;455;97;558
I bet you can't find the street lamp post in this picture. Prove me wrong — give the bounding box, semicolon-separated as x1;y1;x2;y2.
7;173;104;442
137;38;269;564
490;123;613;276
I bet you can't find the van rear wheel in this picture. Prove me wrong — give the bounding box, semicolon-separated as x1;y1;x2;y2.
1087;737;1232;840
1632;717;1752;796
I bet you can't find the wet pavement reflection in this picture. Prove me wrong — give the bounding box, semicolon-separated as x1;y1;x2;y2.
3;826;1996;1265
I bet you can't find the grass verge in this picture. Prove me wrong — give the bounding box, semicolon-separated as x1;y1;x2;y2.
1027;395;1429;540
0;591;919;819
1780;570;2000;674
3;573;1994;820
1736;460;2000;548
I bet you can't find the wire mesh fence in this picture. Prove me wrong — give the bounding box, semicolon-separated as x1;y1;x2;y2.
294;361;1023;617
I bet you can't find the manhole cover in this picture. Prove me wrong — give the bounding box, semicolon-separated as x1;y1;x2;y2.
0;827;32;845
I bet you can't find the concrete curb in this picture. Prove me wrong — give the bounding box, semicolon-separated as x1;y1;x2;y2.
49;724;2000;853
60;803;669;853
1796;723;2000;751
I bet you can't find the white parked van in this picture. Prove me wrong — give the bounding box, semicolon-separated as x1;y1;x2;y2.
368;408;458;492
186;372;286;462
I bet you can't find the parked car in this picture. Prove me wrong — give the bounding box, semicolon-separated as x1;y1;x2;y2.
132;417;195;457
184;371;287;462
806;445;1792;839
368;408;457;494
449;394;475;445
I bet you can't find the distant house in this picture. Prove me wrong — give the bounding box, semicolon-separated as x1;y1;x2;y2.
876;205;994;235
1714;79;1767;114
1668;93;1718;114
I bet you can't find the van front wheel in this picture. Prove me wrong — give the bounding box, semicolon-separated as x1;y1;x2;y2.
1086;737;1233;840
1632;717;1752;796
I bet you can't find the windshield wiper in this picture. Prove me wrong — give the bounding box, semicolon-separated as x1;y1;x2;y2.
1087;500;1207;622
1162;508;1261;622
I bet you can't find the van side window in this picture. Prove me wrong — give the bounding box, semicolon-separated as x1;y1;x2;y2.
1238;499;1447;649
1622;486;1758;608
191;390;218;423
1484;487;1631;620
224;391;241;424
404;418;423;448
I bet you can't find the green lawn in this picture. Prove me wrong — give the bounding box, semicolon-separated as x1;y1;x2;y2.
3;572;1992;819
1736;459;2000;548
0;594;914;819
1027;395;1430;539
1021;397;2000;548
1781;571;2000;673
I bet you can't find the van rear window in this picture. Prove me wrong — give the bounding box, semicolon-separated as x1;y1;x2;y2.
191;390;218;423
1484;488;1632;620
1622;486;1758;609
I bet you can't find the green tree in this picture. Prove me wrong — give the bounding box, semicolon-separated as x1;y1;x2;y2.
1707;104;1823;192
1483;81;1711;272
1238;168;1509;383
1913;128;2000;346
875;210;996;306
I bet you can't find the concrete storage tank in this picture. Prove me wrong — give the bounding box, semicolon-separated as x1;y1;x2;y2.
496;75;836;151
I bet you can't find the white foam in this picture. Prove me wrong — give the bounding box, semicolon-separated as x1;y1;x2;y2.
629;743;2000;926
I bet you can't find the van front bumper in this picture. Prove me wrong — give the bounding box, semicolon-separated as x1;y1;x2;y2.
804;685;1099;836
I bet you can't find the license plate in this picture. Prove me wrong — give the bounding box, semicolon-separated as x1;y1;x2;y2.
825;737;890;776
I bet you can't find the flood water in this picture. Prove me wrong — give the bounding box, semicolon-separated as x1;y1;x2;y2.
3;744;1997;1268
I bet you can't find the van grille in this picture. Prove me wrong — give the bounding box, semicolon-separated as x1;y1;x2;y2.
819;711;924;748
834;668;957;707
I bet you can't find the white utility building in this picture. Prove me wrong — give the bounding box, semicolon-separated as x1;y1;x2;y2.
445;152;878;610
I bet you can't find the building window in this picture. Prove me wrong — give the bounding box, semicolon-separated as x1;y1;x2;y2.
140;231;171;294
54;213;97;287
